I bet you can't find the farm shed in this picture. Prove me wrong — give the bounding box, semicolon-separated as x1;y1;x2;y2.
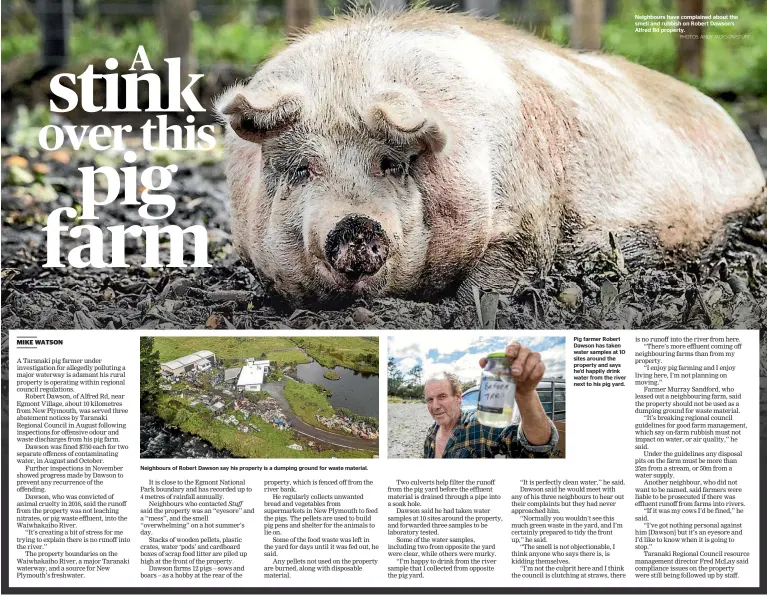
237;359;270;391
224;367;243;383
160;350;217;377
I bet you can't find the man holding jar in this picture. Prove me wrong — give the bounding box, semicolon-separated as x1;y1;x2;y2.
422;342;558;458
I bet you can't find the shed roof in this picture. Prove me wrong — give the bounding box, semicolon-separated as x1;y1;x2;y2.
247;359;270;366
176;354;201;366
161;351;217;370
238;365;265;387
224;368;242;382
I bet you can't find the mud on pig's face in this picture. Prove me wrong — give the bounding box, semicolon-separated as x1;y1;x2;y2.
217;84;450;305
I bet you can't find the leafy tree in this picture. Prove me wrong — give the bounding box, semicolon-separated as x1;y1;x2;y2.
140;336;162;413
388;358;405;394
403;384;424;401
409;363;423;386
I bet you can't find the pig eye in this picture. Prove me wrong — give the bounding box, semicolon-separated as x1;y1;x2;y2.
287;162;312;185
295;165;309;180
380;156;407;178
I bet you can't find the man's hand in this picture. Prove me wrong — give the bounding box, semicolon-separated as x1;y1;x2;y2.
480;342;552;446
479;342;546;398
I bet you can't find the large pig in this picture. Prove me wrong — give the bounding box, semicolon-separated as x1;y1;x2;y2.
215;10;765;305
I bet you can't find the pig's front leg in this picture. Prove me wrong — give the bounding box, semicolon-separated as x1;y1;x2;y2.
455;240;549;307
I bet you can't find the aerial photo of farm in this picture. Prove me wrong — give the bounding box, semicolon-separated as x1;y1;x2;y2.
139;336;379;458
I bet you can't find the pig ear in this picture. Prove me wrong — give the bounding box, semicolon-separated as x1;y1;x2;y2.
216;86;302;144
364;89;450;154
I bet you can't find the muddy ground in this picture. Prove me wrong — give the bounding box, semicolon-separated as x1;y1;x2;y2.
2;111;766;439
2;132;766;335
1;59;766;337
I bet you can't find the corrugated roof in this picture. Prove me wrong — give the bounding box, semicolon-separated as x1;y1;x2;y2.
248;359;270;365
162;351;214;369
176;354;201;366
224;368;242;382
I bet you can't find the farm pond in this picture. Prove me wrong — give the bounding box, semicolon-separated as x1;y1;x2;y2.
291;360;378;418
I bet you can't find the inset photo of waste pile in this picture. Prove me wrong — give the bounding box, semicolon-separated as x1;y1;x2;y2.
139;336;379;458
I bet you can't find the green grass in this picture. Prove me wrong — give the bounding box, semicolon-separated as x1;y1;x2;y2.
151;337;378;374
263;349;312;365
152;336;295;361
290;337;380;374
600;3;767;98
2;14;283;67
283;381;335;429
192;14;284;68
324;370;341;380
2;31;40;63
494;0;767;99
5;3;766;99
155;392;373;458
533;0;767;99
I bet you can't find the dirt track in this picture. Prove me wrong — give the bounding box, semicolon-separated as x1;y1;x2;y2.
387;402;434;459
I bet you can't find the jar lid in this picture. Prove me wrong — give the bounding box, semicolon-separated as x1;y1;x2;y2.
486;352;508;359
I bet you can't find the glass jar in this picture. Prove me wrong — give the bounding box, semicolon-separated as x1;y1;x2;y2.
477;352;517;427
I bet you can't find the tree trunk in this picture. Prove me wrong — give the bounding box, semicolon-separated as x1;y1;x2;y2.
465;0;500;17
158;0;197;83
677;0;704;78
38;0;72;69
569;0;604;50
286;0;317;34
369;0;407;10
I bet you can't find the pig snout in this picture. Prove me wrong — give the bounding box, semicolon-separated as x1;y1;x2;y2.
324;215;390;281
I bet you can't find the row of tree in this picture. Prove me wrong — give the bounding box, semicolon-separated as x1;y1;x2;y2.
272;0;709;78
387;358;475;399
33;0;709;82
387;357;422;399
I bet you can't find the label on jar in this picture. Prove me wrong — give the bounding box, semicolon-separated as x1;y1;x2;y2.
478;377;514;414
